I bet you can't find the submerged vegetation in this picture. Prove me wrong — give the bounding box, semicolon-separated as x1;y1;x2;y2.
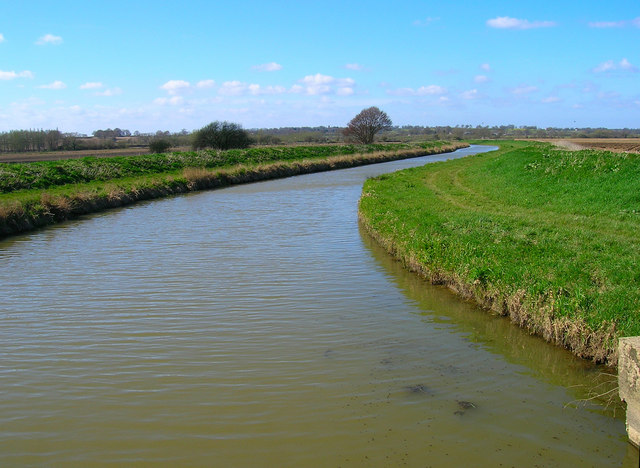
0;141;467;238
359;141;640;364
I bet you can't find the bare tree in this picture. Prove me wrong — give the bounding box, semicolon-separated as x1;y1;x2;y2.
343;107;392;144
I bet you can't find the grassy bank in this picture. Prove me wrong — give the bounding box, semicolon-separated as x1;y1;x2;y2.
359;140;640;364
0;141;467;238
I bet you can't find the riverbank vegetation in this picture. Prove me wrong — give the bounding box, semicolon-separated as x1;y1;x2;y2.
359;141;640;364
0;141;467;238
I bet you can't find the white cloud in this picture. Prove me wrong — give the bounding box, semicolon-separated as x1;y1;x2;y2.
160;80;191;94
589;20;625;28
480;63;491;71
542;96;561;103
297;74;355;95
461;89;479;100
252;62;282;72
345;63;364;71
589;17;640;28
593;60;616;73
219;80;246;96
0;70;34;80
486;16;556;30
36;33;63;45
0;33;5;43
387;85;447;96
38;80;66;90
413;17;439;27
336;87;354;96
80;82;103;90
416;85;446;95
593;58;638;73
154;96;184;105
95;87;122;97
474;75;489;83
196;79;215;89
511;85;538;95
620;58;638;71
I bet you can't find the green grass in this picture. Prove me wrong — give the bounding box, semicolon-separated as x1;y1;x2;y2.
359;140;640;363
0;141;466;238
0;142;446;193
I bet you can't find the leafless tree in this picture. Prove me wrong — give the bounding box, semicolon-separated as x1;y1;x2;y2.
343;107;392;144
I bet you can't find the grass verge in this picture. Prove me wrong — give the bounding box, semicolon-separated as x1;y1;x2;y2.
0;141;467;238
358;140;640;365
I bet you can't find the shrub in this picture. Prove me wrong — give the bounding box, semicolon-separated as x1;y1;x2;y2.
149;139;173;154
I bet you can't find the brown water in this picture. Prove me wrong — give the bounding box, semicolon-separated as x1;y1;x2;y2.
0;146;637;467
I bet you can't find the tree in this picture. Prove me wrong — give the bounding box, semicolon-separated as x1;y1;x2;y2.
343;107;392;144
192;121;252;150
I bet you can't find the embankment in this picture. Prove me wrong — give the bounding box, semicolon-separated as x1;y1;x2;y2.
358;140;640;365
0;142;467;239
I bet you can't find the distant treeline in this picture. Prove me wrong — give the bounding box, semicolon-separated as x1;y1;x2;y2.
1;125;639;153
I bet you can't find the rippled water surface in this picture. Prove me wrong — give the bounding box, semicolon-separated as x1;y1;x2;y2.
1;146;637;467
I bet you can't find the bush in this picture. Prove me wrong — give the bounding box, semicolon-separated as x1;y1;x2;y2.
149;139;172;154
192;121;252;150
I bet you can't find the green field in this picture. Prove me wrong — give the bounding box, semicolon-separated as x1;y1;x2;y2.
359;141;640;364
0;141;465;238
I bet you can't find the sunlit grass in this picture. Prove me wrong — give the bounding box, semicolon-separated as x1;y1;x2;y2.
359;141;640;363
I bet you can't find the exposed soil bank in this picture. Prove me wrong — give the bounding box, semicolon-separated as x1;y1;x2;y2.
0;143;467;239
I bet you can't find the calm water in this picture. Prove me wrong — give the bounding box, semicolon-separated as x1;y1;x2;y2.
0;146;637;467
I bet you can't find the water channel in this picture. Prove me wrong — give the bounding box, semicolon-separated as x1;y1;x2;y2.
1;146;637;466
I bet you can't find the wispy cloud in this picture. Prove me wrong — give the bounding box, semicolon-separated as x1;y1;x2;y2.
344;63;364;71
80;82;103;90
593;58;638;73
413;17;439;27
36;33;63;45
487;16;556;30
95;87;122;97
480;63;491;71
510;85;539;95
0;33;5;43
460;89;479;100
154;96;184;106
474;75;489;83
588;17;640;28
0;70;34;80
387;85;447;96
541;96;561;103
38;80;66;90
217;81;286;96
252;62;282;72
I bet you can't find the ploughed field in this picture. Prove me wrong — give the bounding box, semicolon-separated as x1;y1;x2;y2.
543;138;640;154
359;140;640;364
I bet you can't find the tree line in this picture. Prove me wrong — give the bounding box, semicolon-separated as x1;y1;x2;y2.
1;121;639;153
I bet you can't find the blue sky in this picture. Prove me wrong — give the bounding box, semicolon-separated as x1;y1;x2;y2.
0;0;638;133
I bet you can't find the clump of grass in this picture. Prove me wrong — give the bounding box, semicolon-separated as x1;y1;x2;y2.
359;141;640;364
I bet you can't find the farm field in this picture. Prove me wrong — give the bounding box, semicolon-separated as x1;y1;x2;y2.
538;138;640;153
